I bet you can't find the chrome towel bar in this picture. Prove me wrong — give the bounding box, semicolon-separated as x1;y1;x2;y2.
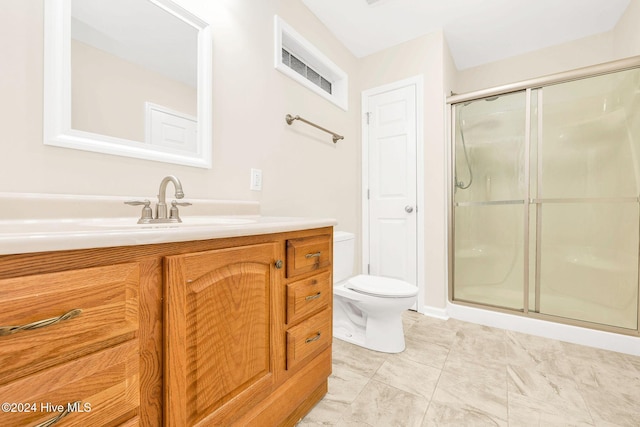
285;114;344;143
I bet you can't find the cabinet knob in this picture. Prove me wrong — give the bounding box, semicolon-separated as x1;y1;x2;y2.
275;260;283;269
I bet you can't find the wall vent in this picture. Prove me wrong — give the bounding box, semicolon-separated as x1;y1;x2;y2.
274;15;348;110
281;48;332;94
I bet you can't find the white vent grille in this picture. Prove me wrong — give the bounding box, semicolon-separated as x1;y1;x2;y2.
274;15;348;110
281;49;332;94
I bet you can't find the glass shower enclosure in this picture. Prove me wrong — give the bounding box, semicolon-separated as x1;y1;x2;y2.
451;63;640;334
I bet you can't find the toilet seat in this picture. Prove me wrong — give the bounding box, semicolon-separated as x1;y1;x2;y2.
345;274;418;298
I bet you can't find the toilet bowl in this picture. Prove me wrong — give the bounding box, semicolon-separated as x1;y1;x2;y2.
333;231;418;353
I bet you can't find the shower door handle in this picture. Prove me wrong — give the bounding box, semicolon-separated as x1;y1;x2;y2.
405;205;414;213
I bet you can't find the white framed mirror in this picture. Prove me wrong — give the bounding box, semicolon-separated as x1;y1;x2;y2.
44;0;212;168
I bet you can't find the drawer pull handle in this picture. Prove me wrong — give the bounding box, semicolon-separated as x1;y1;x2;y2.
305;252;322;259
305;292;322;301
34;401;80;427
0;309;82;337
305;332;321;343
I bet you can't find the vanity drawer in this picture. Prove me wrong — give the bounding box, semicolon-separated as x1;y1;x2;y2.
0;339;139;427
286;234;332;278
286;271;331;325
0;263;139;384
286;309;331;371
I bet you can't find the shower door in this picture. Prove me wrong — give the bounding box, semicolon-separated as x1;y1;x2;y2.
452;91;528;310
452;66;640;333
533;70;640;330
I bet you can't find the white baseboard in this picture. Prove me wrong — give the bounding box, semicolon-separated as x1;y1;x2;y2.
419;305;449;320
446;302;640;356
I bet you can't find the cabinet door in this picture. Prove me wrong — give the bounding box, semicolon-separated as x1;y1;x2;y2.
164;243;279;426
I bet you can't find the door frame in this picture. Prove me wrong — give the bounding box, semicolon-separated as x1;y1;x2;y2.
361;75;425;314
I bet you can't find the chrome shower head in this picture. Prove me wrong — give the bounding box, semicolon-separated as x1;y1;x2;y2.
461;95;499;107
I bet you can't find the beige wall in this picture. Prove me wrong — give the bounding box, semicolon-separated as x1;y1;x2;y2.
72;40;197;142
614;0;640;59
455;1;640;94
359;31;455;311
455;32;615;94
354;0;640;309
4;0;639;314
1;0;360;239
444;1;640;314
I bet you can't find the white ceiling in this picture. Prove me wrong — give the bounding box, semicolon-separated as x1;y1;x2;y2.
301;0;631;70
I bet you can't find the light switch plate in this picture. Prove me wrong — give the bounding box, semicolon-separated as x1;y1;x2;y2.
250;168;262;191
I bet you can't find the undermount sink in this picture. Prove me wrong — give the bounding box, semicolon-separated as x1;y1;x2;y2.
82;216;257;228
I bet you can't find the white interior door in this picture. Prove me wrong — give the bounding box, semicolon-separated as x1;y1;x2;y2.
146;102;197;153
365;83;417;285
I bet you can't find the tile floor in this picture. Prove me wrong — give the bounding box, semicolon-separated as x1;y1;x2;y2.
298;311;640;426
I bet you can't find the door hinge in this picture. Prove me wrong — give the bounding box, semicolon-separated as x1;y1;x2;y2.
367;264;370;274
367;188;370;200
365;112;371;125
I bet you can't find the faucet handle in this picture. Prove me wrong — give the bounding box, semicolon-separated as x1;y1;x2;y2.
170;200;192;221
125;200;153;223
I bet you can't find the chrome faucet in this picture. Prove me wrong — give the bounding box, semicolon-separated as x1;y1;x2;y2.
126;175;191;224
156;175;185;220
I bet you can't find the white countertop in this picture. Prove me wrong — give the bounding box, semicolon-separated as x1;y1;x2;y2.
0;193;336;255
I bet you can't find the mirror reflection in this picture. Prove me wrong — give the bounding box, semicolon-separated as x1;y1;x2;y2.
71;0;197;144
44;0;212;168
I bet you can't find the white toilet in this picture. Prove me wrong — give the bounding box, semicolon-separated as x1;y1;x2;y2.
333;231;418;353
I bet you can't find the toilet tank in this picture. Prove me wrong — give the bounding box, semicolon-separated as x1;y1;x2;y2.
333;231;355;283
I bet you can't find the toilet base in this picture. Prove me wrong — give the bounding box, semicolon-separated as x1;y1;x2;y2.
333;324;366;348
332;276;417;354
332;298;408;353
333;324;406;353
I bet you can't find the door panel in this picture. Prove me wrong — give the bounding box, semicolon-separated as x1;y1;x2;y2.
367;84;417;284
146;103;197;153
454;204;525;310
537;203;638;329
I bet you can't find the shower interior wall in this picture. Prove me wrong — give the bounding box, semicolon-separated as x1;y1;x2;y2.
453;67;640;333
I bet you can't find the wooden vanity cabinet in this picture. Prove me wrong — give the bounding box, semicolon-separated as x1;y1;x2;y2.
286;234;331;278
283;233;333;373
0;226;333;427
285;271;332;325
164;243;279;426
0;263;140;427
164;229;334;426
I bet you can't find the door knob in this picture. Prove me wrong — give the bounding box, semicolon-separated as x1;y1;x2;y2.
405;205;414;213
